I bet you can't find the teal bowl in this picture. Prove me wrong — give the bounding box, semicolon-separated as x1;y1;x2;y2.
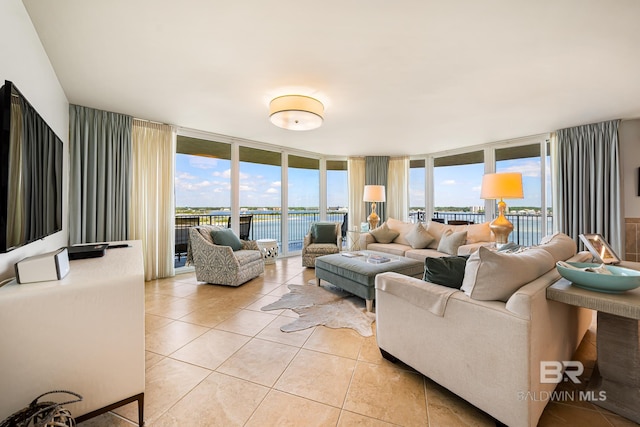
556;262;640;293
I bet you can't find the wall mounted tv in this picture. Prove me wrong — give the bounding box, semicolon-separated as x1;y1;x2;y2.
0;80;63;253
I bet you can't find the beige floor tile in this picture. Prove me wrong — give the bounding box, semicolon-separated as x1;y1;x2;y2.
358;335;385;364
214;309;278;336
145;294;204;319
152;372;269;427
337;410;396;426
239;277;286;295
145;351;164;369
275;349;356;407
538;402;612;426
145;314;174;333
178;303;241;328
245;390;341;427
244;294;285;314
424;378;494;426
145;320;209;355
217;338;299;387
170;328;251;370
267;284;294;297
77;412;135;426
344;361;428;426
113;357;210;424
256;316;314;347
303;325;364;359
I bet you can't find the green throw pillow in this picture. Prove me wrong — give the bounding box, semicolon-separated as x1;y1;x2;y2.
211;228;243;251
423;255;470;289
313;223;337;244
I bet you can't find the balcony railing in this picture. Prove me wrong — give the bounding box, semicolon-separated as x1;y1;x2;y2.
177;210;553;268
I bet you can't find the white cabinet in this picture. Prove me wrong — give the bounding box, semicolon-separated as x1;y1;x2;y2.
0;241;145;425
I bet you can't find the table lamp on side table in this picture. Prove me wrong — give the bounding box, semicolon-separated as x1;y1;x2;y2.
363;185;386;230
480;172;523;248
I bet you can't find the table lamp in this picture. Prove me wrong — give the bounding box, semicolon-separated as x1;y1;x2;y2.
363;185;386;230
480;173;523;247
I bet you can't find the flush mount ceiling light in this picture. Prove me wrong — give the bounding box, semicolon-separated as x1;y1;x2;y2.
269;95;324;131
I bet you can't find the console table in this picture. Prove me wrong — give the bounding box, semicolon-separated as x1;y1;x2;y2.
0;241;145;426
547;264;640;424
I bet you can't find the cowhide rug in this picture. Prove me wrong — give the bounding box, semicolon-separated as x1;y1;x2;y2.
261;281;375;337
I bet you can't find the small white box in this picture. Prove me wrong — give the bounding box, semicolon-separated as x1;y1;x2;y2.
15;248;70;284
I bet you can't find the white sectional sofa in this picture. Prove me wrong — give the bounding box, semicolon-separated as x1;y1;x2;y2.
359;218;495;261
374;233;592;427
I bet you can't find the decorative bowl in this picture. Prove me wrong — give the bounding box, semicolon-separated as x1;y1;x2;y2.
556;262;640;293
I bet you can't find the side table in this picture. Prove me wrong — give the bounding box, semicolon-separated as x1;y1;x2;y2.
347;230;363;251
256;239;278;265
546;266;640;424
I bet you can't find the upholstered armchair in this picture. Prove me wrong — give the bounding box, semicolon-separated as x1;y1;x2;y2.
302;222;342;267
187;225;264;286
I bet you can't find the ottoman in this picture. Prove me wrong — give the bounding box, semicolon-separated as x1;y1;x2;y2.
314;250;424;312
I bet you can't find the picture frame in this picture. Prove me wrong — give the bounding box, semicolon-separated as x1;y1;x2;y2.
579;233;620;264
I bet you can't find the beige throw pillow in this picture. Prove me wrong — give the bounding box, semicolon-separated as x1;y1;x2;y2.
465;222;493;244
370;222;400;244
406;223;435;249
538;232;576;262
461;246;555;301
437;230;468;255
387;217;414;246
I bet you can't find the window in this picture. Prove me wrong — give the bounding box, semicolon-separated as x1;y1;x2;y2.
409;159;425;222
433;151;485;224
288;154;320;252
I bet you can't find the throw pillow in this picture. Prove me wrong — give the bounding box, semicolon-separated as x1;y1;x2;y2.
211;228;243;251
423;255;470;289
461;246;555;301
387;217;414;246
465;222;493;244
370;222;400;244
538;232;576;262
312;223;337;244
406;223;435;249
437;230;468;255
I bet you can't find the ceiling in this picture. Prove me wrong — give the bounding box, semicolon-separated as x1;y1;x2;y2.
23;0;640;157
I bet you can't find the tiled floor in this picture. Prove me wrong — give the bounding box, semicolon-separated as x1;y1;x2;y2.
78;257;639;427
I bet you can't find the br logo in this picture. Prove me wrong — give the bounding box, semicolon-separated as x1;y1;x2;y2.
540;361;584;384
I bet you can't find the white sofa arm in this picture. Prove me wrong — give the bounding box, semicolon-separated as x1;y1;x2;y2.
376;272;460;316
359;232;376;249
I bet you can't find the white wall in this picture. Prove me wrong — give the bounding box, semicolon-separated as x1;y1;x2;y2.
0;0;69;280
620;119;640;218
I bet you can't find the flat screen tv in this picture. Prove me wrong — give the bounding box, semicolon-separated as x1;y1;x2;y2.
0;80;63;253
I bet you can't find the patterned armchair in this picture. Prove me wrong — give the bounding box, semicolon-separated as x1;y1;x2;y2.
187;225;264;286
302;222;342;268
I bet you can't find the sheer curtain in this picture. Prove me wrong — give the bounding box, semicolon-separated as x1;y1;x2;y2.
348;157;366;231
130;119;176;280
387;156;409;221
555;120;623;254
69;105;132;244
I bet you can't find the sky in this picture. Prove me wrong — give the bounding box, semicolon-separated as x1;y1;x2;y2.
175;154;549;209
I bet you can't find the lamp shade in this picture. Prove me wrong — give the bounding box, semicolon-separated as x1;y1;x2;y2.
480;173;524;200
269;95;324;131
363;185;386;202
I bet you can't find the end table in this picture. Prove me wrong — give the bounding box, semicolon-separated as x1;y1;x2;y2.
256;239;278;265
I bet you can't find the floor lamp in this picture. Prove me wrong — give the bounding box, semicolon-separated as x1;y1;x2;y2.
363;185;386;230
480;173;523;247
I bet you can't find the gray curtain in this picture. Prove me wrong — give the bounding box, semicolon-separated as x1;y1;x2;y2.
556;120;622;255
365;156;389;223
69;105;132;244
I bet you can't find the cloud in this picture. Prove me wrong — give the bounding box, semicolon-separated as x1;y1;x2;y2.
188;156;219;170
177;172;197;180
441;179;456;185
500;160;541;178
471;185;482;192
272;181;281;187
266;188;279;194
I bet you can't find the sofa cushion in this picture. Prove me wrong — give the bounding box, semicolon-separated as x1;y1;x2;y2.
387;217;414;246
312;222;337;244
538;232;576;262
406;223;435;249
461;246;555;301
437;230;468;255
465;222;493;244
425;221;448;248
423;256;470;289
367;242;408;256
211;228;243;251
370;222;400;244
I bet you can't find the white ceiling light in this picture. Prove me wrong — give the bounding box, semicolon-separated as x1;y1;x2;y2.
269;95;324;131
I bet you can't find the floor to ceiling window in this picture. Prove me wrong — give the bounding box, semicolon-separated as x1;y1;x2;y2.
174;136;232;267
409;159;426;222
288;154;320;252
495;142;551;245
433;150;485;224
